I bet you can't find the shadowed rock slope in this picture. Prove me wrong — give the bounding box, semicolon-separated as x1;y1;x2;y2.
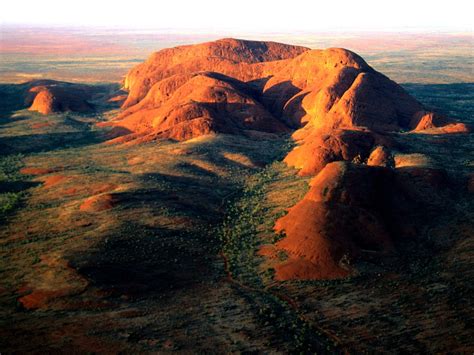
272;161;454;279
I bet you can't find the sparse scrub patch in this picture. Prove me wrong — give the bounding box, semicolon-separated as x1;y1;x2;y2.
218;146;339;351
0;154;26;218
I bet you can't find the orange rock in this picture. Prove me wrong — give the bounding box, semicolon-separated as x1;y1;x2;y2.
29;89;55;114
262;49;423;131
284;129;375;176
438;123;471;133
112;39;432;143
27;81;94;115
410;111;471;133
367;146;394;167
108;72;288;141
274;162;394;280
410;111;448;131
271;160;454;280
122;38;308;108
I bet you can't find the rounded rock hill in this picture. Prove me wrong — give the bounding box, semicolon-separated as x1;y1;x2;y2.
27;80;95;115
111;39;464;145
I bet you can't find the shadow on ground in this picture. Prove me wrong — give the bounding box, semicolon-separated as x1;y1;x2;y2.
69;224;217;298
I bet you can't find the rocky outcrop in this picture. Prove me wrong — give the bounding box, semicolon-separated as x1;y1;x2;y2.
273;161;451;280
27;80;94;115
104;72;288;141
122;38;309;108
111;39;466;144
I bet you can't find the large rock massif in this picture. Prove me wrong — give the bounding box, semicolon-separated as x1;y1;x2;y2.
106;38;470;280
107;38;468;144
28;38;471;280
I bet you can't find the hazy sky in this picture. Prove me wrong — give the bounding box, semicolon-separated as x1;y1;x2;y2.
1;0;473;32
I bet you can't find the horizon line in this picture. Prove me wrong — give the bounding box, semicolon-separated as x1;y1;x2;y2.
2;23;473;35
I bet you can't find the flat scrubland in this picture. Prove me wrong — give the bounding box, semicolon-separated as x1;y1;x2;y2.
0;75;472;352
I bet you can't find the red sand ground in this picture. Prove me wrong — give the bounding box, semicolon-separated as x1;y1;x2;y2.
42;175;69;188
63;183;118;197
30;122;52;129
20;167;57;175
79;193;117;212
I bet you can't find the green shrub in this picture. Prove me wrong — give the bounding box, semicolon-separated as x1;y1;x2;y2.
0;192;22;214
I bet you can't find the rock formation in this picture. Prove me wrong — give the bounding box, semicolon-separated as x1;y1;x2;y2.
105;72;288;141
109;38;466;145
274;162;394;279
26;80;94;115
272;161;453;279
108;38;470;280
409;110;470;133
121;38;308;108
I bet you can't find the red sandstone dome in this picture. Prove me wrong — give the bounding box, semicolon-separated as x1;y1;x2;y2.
273;161;452;280
121;38;309;108
27;80;94;115
273;162;395;279
109;38;465;145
